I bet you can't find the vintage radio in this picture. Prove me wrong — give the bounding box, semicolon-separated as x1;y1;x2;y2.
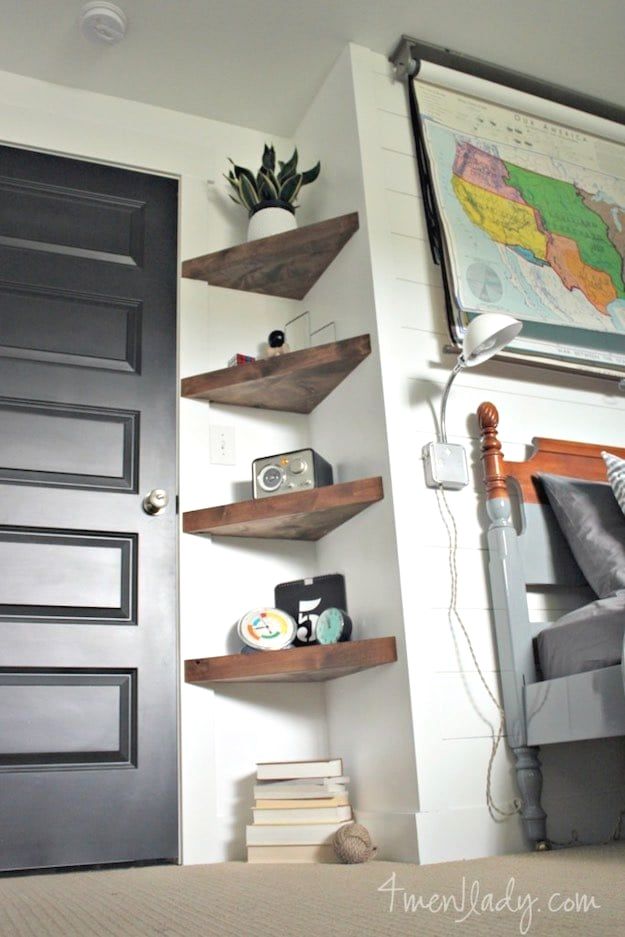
252;448;333;499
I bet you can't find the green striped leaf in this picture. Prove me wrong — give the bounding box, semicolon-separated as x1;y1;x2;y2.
278;148;298;183
262;144;276;172
279;173;302;205
239;173;260;210
257;168;279;200
301;161;321;186
229;160;258;193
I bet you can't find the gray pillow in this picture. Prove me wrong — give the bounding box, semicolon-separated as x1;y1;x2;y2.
536;591;625;680
539;473;625;598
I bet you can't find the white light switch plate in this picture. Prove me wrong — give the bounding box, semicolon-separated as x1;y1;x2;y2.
210;425;235;465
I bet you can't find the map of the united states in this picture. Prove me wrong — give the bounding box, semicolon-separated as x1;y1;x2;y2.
452;141;625;317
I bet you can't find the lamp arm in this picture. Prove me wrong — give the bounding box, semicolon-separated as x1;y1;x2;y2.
439;359;464;443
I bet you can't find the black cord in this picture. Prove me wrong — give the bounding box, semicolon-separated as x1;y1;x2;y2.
406;76;461;344
407;78;441;266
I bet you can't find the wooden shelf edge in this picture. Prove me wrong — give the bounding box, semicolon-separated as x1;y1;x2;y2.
180;334;371;414
181;212;359;300
182;476;384;541
185;637;397;684
181;334;371;413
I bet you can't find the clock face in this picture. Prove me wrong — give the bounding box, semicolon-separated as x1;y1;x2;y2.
316;608;347;645
237;608;296;650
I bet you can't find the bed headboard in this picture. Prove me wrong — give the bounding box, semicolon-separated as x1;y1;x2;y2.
477;401;625;587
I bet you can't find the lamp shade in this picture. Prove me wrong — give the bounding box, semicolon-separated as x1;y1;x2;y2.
462;313;522;367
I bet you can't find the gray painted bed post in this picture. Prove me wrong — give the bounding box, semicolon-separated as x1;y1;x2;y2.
477;402;550;850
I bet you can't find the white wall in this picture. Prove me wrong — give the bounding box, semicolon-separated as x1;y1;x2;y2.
295;48;420;861
0;69;330;864
348;44;625;862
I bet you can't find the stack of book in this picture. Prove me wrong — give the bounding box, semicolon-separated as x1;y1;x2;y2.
247;758;351;863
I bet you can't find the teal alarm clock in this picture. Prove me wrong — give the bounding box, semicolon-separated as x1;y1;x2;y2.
316;607;352;645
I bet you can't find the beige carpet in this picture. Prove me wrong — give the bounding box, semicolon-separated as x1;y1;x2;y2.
1;844;624;936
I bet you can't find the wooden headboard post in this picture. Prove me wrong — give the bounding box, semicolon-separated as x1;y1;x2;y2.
478;401;512;529
478;401;508;502
477;400;548;848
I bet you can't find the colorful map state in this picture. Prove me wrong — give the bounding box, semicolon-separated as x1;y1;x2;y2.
546;234;617;313
577;190;625;271
452;175;547;261
452;143;625;315
453;143;525;204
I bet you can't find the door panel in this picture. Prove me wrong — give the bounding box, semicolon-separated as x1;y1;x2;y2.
0;528;136;621
0;175;145;264
0;144;178;871
0;397;138;490
0;281;142;371
0;671;135;765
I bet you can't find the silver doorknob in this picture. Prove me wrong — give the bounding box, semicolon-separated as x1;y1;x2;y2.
143;489;169;515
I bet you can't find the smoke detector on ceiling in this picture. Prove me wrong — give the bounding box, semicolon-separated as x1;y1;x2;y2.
79;2;127;44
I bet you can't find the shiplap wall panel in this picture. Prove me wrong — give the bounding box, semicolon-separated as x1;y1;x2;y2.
393;281;448;336
385;190;428;240
352;44;625;861
378;109;414;156
421;608;499;674
434;671;507;740
392;233;441;286
421;736;516;812
382;149;421;197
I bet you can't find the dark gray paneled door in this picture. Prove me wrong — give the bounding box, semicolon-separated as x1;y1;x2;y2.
0;145;178;871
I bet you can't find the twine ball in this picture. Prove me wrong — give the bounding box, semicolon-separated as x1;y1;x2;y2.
333;822;377;864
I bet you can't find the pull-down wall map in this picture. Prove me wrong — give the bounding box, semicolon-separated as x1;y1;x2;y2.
415;78;625;374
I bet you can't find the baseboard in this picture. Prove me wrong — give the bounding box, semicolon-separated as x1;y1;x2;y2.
415;806;527;865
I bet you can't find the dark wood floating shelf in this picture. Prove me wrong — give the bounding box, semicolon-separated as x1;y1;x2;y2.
183;476;384;541
181;212;359;300
185;637;397;684
181;334;371;414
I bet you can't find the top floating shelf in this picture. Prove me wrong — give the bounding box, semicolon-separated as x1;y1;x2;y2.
181;212;359;300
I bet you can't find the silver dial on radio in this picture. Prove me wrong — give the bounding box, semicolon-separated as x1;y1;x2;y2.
258;464;285;492
289;457;307;475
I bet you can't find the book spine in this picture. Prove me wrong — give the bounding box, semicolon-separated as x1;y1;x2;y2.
247;844;336;864
252;807;352;825
246;821;350;846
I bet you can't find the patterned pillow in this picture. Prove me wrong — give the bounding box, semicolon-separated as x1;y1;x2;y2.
602;451;625;515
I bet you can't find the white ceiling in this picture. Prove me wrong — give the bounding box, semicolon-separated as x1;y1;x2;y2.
0;0;623;136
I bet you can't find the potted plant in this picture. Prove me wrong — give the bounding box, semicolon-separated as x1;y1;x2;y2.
226;144;321;242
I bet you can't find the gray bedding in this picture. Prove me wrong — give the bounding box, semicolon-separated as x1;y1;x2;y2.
536;592;625;681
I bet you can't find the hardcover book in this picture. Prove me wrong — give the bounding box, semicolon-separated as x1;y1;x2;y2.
246;821;351;846
247;844;335;864
256;758;343;781
252;805;352;825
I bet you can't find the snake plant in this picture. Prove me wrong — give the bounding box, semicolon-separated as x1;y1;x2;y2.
226;144;321;215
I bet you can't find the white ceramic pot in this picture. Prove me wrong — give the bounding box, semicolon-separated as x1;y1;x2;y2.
247;204;297;242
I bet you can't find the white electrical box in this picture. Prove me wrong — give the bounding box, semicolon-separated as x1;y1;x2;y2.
422;442;469;490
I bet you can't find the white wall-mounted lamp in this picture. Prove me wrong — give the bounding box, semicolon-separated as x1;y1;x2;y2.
423;313;522;490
